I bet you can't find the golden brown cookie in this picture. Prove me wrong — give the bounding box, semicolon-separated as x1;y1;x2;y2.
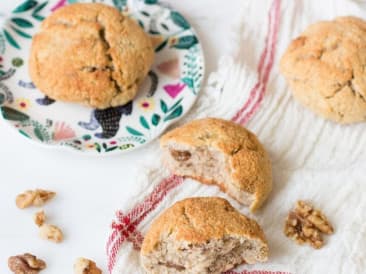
280;16;366;124
29;3;154;109
141;197;269;274
160;118;272;212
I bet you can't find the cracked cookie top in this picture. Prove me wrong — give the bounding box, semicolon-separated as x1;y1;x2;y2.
141;197;268;254
280;16;366;124
29;3;154;109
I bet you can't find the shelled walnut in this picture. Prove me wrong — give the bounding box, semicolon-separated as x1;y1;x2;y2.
16;189;56;209
34;211;46;227
8;253;46;274
74;258;102;274
284;200;334;249
39;224;63;243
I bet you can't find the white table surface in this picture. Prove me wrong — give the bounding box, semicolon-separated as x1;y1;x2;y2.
0;0;242;273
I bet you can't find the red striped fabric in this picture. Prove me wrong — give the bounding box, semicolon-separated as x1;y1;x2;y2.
106;0;282;272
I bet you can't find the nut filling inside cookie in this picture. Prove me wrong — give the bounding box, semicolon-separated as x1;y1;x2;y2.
143;235;265;274
170;149;192;162
163;144;255;207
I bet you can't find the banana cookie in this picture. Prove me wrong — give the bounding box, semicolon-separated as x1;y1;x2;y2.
29;3;154;109
160;118;272;212
141;197;269;274
280;16;366;124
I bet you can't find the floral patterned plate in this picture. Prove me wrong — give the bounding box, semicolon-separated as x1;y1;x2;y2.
0;0;204;154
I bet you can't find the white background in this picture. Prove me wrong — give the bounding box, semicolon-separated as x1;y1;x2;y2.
0;0;241;273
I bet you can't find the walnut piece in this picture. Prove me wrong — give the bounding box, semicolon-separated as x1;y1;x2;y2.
74;258;102;274
16;189;56;209
8;253;46;274
284;200;334;249
34;211;46;227
39;224;63;243
170;149;191;162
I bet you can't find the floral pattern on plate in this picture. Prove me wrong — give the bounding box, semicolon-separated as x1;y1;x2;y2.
0;0;204;154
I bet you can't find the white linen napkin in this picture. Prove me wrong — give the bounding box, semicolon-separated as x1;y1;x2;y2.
107;0;366;273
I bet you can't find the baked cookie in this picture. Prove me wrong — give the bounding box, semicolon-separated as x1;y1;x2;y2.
29;3;154;109
280;16;366;124
140;197;269;274
160;118;272;212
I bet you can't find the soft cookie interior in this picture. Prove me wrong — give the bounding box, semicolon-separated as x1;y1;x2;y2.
161;142;255;207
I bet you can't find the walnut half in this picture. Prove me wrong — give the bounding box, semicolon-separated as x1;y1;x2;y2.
74;258;102;274
8;253;46;274
284;200;334;249
39;224;63;243
16;189;56;209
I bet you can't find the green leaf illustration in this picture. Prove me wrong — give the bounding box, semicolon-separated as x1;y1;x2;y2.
3;30;20;49
168;97;183;112
102;143;107;150
13;0;38;13
164;105;183;122
95;143;101;153
161;23;169;31
82;134;91;141
112;0;127;11
140;116;150;129
149;30;160;35
1;106;29;121
34;127;44;141
160;99;168;113
138;20;144;29
12;57;24;67
144;0;158;4
126;126;144;136
170;11;190;29
11;18;34;28
32;1;48;21
182;77;194;89
11;26;32;39
119;143;134;150
19;129;30;138
172;35;198;49
155;40;167;52
106;146;118;152
140;11;150;17
151;114;160;126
